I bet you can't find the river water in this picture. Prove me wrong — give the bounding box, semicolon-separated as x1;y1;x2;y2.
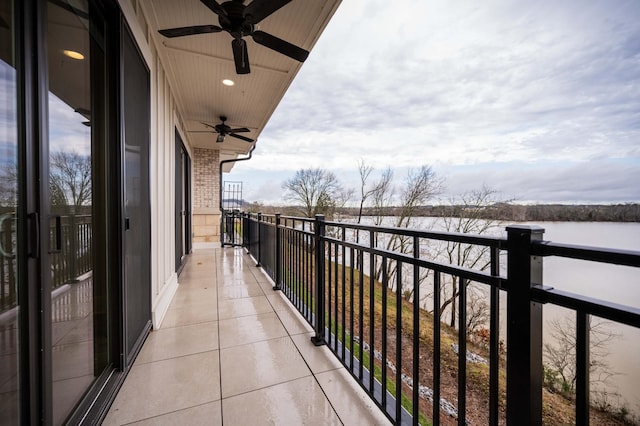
348;217;640;415
526;221;640;415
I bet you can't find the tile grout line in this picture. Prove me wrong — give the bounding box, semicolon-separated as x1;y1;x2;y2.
214;248;225;425
246;249;347;425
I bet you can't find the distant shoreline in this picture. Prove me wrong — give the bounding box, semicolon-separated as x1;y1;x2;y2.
233;203;640;222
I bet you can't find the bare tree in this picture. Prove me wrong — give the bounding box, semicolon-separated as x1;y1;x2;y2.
282;168;346;218
49;150;92;210
370;167;394;226
374;166;443;298
355;160;394;225
544;315;620;396
0;164;17;208
466;286;491;336
438;185;507;327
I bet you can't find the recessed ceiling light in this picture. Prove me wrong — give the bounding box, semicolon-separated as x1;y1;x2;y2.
222;79;235;86
63;50;84;60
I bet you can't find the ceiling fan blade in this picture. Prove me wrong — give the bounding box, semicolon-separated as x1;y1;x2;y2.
189;131;217;133
159;25;222;38
229;133;255;143
200;122;217;129
232;38;251;74
251;30;309;62
244;0;291;24
229;127;251;133
49;0;89;19
200;0;228;17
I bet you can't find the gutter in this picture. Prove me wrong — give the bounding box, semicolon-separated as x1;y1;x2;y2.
219;146;255;247
218;145;256;212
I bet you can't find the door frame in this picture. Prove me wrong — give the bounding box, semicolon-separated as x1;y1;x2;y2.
12;0;139;423
175;130;191;273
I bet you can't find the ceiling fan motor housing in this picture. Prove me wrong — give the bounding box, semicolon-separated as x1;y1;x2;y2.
220;1;255;38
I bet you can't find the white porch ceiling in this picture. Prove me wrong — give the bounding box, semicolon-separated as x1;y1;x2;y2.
142;0;341;164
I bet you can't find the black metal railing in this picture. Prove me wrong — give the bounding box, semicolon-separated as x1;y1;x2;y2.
1;211;18;312
1;213;93;313
222;211;640;426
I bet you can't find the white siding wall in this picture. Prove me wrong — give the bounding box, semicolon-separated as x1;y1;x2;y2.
119;0;185;328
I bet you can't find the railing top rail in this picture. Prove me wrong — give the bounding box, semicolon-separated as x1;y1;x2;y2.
532;240;640;267
279;215;315;224
325;220;506;249
532;285;640;328
243;212;508;248
323;234;506;288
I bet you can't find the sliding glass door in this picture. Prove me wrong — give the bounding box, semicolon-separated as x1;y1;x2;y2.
46;1;110;422
0;1;152;422
0;0;20;423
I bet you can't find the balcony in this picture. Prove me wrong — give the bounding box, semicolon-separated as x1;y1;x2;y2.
102;247;391;425
4;211;639;424
216;210;640;425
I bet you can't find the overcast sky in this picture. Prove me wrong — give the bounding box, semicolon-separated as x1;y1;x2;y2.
226;0;640;205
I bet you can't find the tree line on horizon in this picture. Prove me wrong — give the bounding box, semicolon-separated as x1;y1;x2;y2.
239;164;639;224
244;201;640;222
350;202;640;222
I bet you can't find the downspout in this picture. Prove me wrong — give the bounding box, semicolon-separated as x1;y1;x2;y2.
219;145;256;245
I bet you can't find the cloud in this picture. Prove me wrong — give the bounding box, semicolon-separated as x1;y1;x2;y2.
229;0;640;204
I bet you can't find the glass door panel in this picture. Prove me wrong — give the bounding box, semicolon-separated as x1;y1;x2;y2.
0;0;20;423
47;1;108;422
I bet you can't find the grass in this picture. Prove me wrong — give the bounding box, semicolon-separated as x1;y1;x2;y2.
276;249;629;425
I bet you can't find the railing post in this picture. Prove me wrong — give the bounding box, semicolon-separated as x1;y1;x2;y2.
231;209;238;246
506;225;544;426
221;209;227;247
256;212;262;267
274;213;282;290
243;212;249;248
311;214;326;346
69;215;78;281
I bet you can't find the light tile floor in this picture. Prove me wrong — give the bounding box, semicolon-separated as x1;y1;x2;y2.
104;247;391;425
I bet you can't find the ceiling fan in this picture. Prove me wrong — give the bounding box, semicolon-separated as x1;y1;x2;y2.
158;0;309;74
191;116;255;143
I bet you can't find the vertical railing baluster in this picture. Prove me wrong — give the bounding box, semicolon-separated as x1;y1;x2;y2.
381;256;388;409
311;214;326;346
334;238;339;352
342;226;346;361
307;223;312;321
328;240;333;347
576;311;590;425
290;225;303;304
256;213;262;267
458;277;467;426
274;213;281;290
433;271;441;426
412;235;420;426
350;244;355;372
506;225;544;425
396;262;403;424
359;248;364;382
369;229;375;394
489;247;500;426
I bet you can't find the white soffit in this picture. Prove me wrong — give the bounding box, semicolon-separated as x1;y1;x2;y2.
143;0;341;163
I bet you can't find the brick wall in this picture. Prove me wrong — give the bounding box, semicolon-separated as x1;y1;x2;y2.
192;147;221;246
193;147;219;209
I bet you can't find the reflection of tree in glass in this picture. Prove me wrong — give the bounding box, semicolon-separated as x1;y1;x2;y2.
50;150;91;210
0;163;17;208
